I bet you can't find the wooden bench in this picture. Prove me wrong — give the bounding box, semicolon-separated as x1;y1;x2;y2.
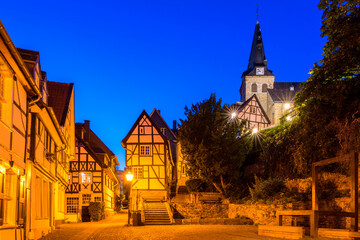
318;228;360;239
258;225;305;239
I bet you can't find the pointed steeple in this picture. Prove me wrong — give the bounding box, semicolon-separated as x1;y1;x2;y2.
247;19;266;71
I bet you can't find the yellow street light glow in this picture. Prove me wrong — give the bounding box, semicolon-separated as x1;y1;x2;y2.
125;171;134;181
231;112;237;119
284;103;291;110
0;165;5;174
252;128;258;134
286;116;292;121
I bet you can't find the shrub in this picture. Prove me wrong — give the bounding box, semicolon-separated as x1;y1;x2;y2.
249;176;285;201
185;179;207;192
89;202;104;221
115;194;125;213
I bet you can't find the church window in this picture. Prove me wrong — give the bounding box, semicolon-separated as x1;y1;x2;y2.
251;83;257;92
262;84;268;92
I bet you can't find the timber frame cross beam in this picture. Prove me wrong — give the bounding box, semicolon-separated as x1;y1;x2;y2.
277;152;359;238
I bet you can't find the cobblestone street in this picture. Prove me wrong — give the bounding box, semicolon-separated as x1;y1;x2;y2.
40;211;281;240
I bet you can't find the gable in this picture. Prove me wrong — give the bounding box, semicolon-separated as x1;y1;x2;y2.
237;94;271;129
150;108;176;140
122;110;167;145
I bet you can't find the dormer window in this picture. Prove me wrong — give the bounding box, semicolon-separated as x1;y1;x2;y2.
290;86;295;91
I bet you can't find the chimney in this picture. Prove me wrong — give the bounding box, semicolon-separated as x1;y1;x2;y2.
84;120;90;142
157;109;161;115
173;120;177;131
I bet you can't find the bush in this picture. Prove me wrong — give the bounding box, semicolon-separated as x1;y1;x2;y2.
185;179;207;192
114;194;125;213
89;202;104;221
249;176;285;201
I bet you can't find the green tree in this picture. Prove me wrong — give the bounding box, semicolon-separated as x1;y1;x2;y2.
177;94;251;195
293;1;360;166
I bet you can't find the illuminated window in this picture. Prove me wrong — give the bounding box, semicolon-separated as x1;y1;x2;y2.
80;172;92;184
134;167;143;179
66;197;79;213
82;194;91;204
0;74;5;122
94;197;102;202
160;128;167;136
140;145;150;156
251;83;257;92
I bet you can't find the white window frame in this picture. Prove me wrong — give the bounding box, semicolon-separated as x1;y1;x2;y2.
160;128;167;136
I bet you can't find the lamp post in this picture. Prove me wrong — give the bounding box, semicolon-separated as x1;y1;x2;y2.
125;171;133;225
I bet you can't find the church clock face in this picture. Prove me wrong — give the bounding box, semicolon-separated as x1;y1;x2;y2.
256;67;264;75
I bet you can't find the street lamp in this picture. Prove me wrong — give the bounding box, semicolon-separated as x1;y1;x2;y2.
231;112;237;119
252;128;258;134
125;171;133;225
284;103;290;110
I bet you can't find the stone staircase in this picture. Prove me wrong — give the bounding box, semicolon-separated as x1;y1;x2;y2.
143;201;172;225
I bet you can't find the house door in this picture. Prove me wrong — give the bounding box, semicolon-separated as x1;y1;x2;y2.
82;206;90;222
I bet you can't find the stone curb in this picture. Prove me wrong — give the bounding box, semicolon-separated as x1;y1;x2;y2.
174;218;253;225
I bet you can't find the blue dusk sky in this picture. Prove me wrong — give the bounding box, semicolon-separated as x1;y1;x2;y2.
1;1;326;169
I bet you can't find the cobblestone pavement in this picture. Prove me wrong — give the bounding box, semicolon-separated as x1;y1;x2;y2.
40;211;286;240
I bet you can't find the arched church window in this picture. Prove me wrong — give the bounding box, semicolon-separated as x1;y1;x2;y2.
262;84;268;92
251;83;257;92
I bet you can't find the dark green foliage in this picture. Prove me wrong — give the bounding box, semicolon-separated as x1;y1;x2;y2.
248;176;285;201
178;94;252;195
88;202;104;221
114;193;125;213
185;179;207;192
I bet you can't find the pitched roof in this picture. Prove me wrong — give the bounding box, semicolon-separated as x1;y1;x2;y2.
238;94;271;124
242;20;274;77
75;122;119;165
267;82;302;103
47;81;74;126
17;48;39;74
150;108;176;140
121;110;168;145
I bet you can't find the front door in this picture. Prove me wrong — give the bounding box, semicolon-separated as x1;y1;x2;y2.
82;206;90;222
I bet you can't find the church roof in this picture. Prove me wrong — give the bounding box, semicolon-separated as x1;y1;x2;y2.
242;19;274;77
267;82;302;103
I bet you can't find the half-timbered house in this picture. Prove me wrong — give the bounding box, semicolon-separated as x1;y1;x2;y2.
122;110;174;225
0;21;43;240
47;81;75;226
234;94;270;131
66;120;119;222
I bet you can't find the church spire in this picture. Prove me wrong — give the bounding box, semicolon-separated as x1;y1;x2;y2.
247;9;266;72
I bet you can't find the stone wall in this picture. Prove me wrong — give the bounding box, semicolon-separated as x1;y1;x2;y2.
171;203;228;219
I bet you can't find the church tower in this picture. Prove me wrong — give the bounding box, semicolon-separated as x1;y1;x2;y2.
240;16;275;113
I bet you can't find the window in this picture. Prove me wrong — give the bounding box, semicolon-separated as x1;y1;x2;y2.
251;83;257;92
94;197;102;202
80;172;91;184
35;176;41;218
140;145;150;156
160;128;167;136
262;84;267;92
82;194;91;204
0;171;4;225
139;126;145;134
134;167;143;179
43;181;49;218
0;74;5;122
66;197;79;213
250;106;256;114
